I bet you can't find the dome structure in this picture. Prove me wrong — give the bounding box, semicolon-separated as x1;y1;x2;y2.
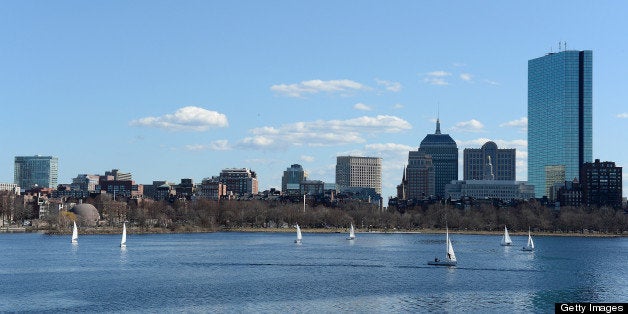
69;203;101;226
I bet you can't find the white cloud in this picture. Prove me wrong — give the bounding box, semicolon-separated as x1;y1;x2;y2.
500;117;528;132
270;79;367;97
184;144;208;151
301;155;315;162
451;119;485;132
483;79;500;86
210;139;231;151
237;115;412;150
460;73;473;82
183;139;231;151
616;113;628;118
129;106;228;131
365;143;414;153
375;79;402;92
427;71;451;77
354;102;372;111
423;71;452;86
500;117;528;127
393;103;404;109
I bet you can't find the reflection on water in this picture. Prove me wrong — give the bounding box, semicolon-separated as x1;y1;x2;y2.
0;232;625;312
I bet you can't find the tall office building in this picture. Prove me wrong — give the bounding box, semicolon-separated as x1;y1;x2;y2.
281;164;307;194
335;156;382;195
464;141;516;181
528;50;592;197
14;155;59;189
418;119;458;198
400;150;435;200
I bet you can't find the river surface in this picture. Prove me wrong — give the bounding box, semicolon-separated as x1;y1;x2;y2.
0;231;626;313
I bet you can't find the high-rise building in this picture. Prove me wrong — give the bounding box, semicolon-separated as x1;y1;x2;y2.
580;159;622;208
399;150;435;200
335;156;382;195
14;155;59;189
418;119;458;198
463;141;516;181
281;164;307;195
528;50;592;197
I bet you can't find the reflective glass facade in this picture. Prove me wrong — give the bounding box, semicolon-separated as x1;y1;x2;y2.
528;50;592;197
14;155;59;189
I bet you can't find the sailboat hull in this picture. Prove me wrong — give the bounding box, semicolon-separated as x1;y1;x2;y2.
521;246;534;251
427;260;457;266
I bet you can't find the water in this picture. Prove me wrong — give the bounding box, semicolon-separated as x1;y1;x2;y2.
0;232;626;313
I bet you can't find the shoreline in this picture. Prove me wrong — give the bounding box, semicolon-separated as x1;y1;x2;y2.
5;226;623;237
224;227;627;237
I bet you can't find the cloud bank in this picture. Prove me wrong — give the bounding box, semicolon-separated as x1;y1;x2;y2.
238;115;412;150
130;106;228;131
270;79;367;97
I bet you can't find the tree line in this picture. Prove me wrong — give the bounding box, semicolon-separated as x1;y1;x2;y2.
1;191;626;234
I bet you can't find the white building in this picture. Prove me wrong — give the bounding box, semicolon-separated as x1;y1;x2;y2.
0;183;20;194
445;180;535;201
335;156;382;195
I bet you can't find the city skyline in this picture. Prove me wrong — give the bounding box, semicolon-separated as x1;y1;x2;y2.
1;2;627;199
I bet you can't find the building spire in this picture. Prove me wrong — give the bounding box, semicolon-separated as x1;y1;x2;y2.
435;118;441;135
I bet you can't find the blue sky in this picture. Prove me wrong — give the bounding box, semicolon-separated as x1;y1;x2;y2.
1;1;626;200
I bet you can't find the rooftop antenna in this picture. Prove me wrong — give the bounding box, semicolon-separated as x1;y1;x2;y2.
435;102;441;135
565;41;567;51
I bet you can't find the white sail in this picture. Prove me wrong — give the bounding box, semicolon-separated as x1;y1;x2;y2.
295;224;302;243
71;221;78;243
347;223;356;240
522;228;535;251
446;227;456;262
120;223;127;247
501;226;512;246
527;234;534;248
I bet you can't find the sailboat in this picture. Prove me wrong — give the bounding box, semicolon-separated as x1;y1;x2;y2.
427;227;457;266
500;225;512;246
346;223;356;240
120;222;127;248
294;224;302;244
522;228;535;251
71;221;78;244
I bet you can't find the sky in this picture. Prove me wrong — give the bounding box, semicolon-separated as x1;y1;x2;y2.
1;1;627;201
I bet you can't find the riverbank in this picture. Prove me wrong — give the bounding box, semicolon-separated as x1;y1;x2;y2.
225;227;627;237
3;226;625;237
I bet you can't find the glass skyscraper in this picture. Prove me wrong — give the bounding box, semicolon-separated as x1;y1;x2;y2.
528;50;592;198
14;155;59;189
